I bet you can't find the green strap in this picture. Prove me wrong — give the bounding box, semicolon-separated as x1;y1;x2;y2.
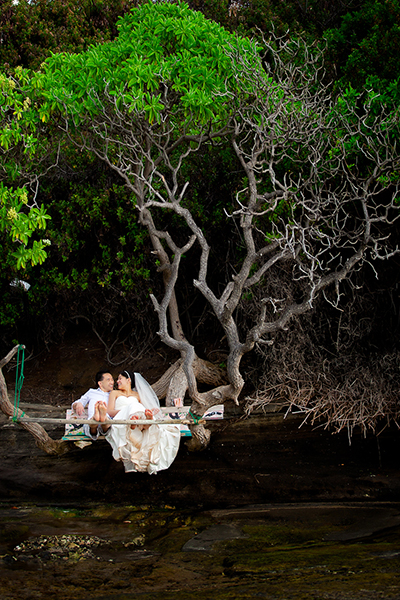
188;409;201;425
12;345;25;422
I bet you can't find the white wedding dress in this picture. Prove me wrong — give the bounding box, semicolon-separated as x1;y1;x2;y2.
105;374;181;474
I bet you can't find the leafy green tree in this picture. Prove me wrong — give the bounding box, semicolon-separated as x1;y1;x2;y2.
187;0;360;38
326;0;400;90
0;0;136;70
0;71;52;270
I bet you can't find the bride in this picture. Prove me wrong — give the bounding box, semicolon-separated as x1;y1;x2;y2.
95;370;181;474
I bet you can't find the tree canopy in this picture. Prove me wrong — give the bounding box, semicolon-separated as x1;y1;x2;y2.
36;0;257;125
0;0;135;70
326;0;400;91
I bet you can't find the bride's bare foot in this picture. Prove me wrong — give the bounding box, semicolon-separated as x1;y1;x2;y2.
141;409;154;430
130;415;139;430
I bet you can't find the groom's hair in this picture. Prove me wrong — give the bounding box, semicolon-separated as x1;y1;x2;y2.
95;370;110;386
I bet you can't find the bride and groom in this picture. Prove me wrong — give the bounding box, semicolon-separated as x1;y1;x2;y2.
72;370;181;474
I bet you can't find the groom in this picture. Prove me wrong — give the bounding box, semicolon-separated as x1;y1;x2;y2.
71;370;114;438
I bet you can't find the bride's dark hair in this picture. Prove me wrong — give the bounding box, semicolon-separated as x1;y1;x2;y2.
120;370;135;387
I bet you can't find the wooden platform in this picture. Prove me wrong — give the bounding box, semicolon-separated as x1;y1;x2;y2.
61;404;224;441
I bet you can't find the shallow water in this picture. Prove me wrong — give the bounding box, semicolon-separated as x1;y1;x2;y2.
1;502;400;599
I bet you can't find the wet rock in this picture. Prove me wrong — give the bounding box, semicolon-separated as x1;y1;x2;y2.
182;523;247;551
325;510;400;541
7;534;111;565
1;412;400;508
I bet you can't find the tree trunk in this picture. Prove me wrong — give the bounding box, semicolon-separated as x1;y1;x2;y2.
153;357;227;406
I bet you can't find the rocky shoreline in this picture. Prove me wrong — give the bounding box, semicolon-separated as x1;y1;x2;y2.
1;404;399;507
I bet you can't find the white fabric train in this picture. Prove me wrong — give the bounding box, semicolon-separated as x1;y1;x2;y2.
105;373;181;474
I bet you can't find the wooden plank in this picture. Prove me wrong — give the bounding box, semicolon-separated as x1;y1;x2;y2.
19;402;67;412
13;417;205;426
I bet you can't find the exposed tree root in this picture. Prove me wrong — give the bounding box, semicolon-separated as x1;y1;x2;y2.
244;310;400;437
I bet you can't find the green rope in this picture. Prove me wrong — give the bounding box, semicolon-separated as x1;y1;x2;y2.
12;345;25;422
188;409;201;425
